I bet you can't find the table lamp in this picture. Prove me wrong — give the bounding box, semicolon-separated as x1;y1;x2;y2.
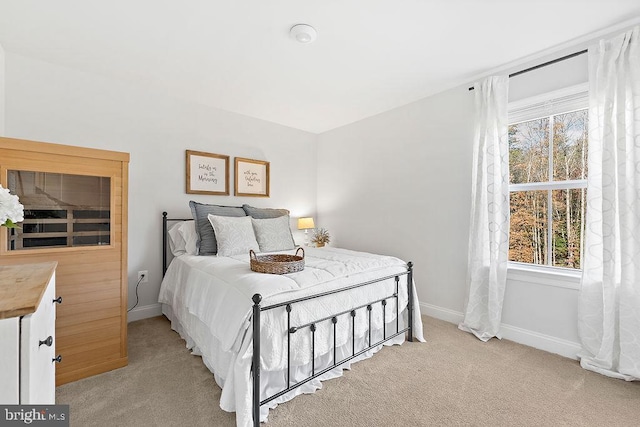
297;217;315;246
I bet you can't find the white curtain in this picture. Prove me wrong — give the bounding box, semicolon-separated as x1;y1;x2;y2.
578;26;640;381
459;76;510;342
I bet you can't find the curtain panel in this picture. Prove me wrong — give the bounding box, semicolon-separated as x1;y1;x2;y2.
578;26;640;381
459;76;510;342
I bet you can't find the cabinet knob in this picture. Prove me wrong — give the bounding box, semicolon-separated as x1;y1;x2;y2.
52;355;62;363
39;336;53;347
53;296;63;304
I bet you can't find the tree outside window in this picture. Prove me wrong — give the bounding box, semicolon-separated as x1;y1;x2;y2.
508;109;587;269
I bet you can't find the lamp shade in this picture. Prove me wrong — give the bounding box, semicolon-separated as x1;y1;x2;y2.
297;217;315;230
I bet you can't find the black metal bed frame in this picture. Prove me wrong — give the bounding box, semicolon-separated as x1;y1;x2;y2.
162;212;414;426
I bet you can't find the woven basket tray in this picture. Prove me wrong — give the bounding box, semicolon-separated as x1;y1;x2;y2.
249;247;305;274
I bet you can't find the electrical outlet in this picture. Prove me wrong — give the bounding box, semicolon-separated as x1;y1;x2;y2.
137;270;148;284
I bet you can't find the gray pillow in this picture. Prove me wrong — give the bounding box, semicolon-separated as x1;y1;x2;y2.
242;204;289;219
189;201;246;255
251;215;295;252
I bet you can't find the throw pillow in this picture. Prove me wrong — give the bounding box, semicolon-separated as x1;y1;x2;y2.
207;214;259;256
189;201;246;255
242;204;289;219
251;215;295;252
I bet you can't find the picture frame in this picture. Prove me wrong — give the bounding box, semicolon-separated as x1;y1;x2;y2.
234;157;270;197
186;150;229;195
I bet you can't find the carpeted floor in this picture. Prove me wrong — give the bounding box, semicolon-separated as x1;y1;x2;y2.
56;316;640;426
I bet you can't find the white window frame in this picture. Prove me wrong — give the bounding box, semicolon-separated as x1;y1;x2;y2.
507;83;588;287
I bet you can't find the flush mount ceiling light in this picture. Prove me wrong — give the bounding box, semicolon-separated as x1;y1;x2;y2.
290;24;317;44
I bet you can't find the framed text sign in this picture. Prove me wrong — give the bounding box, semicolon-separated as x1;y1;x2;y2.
186;150;229;195
235;157;270;197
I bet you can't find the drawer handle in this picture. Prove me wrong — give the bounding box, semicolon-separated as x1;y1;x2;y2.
53;296;63;304
52;355;62;363
39;336;53;347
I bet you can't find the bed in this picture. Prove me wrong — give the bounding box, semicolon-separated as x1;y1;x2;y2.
159;209;424;427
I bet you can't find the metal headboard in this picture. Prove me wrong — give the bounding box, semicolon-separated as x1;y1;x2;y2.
162;212;191;277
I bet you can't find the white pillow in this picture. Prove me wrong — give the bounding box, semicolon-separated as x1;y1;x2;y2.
180;221;198;255
207;214;259;256
168;222;187;256
167;220;198;256
251;215;295;252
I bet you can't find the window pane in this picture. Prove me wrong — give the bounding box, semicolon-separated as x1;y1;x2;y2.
553;110;588;181
509;118;549;184
6;171;111;250
552;189;586;269
509;190;548;265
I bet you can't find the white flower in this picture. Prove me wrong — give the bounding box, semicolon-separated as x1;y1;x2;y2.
0;185;24;228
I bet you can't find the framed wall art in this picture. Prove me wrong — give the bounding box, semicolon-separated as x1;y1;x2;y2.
235;157;270;197
186;150;229;195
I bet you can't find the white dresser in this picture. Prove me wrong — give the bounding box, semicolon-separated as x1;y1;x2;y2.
0;262;59;404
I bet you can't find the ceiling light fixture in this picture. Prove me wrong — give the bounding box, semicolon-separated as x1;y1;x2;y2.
290;24;317;44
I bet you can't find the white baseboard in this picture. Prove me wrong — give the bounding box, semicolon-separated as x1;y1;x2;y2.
499;323;581;360
420;302;464;324
419;302;581;360
127;303;163;322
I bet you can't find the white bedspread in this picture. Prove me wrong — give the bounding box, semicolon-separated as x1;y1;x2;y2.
159;246;424;426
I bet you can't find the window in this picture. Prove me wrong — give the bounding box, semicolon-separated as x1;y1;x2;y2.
508;86;588;270
6;171;111;250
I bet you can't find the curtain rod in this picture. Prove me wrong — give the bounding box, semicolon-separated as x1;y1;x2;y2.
468;49;588;91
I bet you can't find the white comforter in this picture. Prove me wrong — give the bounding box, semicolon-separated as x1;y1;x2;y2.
159;246;424;426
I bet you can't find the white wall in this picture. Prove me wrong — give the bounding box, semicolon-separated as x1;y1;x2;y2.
317;52;590;359
318;87;475;319
4;53;318;321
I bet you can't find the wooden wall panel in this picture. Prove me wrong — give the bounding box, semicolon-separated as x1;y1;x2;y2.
56;342;123;372
0;137;129;385
56;316;121;339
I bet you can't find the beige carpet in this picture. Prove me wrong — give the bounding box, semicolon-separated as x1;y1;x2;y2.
56;316;640;426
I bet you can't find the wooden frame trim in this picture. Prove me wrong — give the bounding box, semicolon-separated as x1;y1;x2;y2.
120;159;129;358
0;137;129;162
234;157;270;197
185;150;230;196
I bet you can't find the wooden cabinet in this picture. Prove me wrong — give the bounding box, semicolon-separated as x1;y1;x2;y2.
0;262;58;403
0;137;129;385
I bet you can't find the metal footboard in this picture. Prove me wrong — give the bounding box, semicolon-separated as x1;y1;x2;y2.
251;262;414;426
